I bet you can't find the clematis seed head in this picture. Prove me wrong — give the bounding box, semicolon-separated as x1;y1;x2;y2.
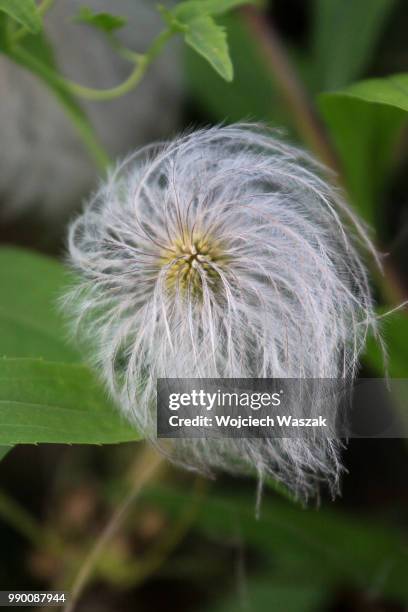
63;124;381;499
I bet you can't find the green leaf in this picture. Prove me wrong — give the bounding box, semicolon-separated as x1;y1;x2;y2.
337;73;408;112
209;579;326;612
0;0;41;33
0;248;79;362
185;12;292;128
169;1;257;82
173;0;253;22
0;446;12;462
185;15;233;82
0;358;140;445
202;0;256;15
74;6;127;33
312;0;397;90
147;485;408;601
319;77;408;227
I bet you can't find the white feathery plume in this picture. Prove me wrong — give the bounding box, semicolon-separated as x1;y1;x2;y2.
63;124;380;499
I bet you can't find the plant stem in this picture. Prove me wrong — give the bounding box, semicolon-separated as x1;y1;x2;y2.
8;46;110;170
38;0;55;17
109;477;207;588
61;28;176;102
241;6;408;304
0;488;62;553
241;6;341;177
63;445;164;612
8;21;176;170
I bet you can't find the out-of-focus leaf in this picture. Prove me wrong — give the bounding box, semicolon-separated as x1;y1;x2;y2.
74;6;127;33
0;358;140;445
339;73;408;112
173;0;254;22
0;0;41;34
18;28;56;66
0;12;7;50
0;248;79;362
0;446;12;462
319;79;408;227
146;485;408;601
185;12;291;128
185;15;232;81
209;580;326;612
312;0;397;90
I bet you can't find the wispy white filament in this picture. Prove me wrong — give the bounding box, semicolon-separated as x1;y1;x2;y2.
64;124;380;498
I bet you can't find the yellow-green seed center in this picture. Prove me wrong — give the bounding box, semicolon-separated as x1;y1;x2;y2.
160;234;225;296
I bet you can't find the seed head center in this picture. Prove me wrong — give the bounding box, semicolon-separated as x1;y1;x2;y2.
160;234;224;295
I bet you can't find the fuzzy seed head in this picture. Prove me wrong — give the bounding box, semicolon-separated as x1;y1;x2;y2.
64;124;380;499
160;233;227;296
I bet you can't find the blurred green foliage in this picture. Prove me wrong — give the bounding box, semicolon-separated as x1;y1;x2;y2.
73;6;127;33
0;0;41;33
311;0;397;90
210;581;326;612
0;446;11;461
147;484;408;602
320;95;404;228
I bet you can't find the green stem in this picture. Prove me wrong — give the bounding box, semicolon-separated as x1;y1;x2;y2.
63;447;164;612
7;19;176;171
0;488;62;553
37;0;55;17
124;477;206;587
8;45;110;170
61;28;176;101
241;7;341;175
241;6;408;304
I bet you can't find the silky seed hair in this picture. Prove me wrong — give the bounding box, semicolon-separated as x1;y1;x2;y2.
64;123;380;499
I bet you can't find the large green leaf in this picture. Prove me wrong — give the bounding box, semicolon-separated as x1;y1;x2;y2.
312;0;397;90
185;15;232;81
147;485;408;601
0;250;141;446
0;248;79;362
319;77;408;228
0;0;41;33
0;358;140;445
